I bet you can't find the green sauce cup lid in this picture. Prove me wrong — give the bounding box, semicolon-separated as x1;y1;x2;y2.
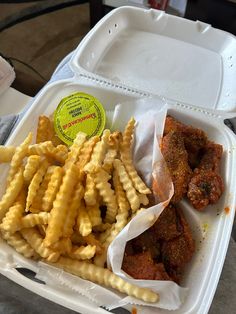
54;92;106;145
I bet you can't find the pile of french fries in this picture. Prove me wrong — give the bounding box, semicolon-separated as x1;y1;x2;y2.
0;115;159;303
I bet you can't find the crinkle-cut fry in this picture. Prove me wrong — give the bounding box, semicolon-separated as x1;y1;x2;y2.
28;141;55;156
76;136;100;179
64;132;87;170
15;186;27;208
94;206;129;268
102;147;118;174
42;166;63;212
51;257;159;303
98;225;114;244
113;168;130;213
20;212;50;229
113;159;140;213
84;129;110;173
68;245;96;260
94;168;118;223
138;193;149;206
0;203;24;233
121;147;151;195
84;173;98;206
36;115;63;147
87;203;102;227
0;168;24;223
62;182;84;238
93;250;107;267
93;223;111;232
120;118;151;195
31;142;68;164
26;159;49;212
21;227;60;262
36;115;54;143
44;164;78;247
77;201;92;237
50;238;72;254
2;231;38;259
51;145;68;164
7;133;32;185
23;155;41;184
83;234;103;255
0;146;15;163
122;117;135;149
31;165;56;211
102;131;121;174
108;131;121;147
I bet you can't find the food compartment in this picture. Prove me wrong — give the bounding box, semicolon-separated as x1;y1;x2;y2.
71;6;236;111
0;79;235;314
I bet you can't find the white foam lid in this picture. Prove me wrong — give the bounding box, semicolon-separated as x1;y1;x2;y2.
70;6;236;111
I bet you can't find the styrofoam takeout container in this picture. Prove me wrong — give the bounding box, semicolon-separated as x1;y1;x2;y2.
0;6;236;314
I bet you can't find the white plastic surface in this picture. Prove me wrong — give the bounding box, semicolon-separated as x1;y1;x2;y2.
0;87;32;116
0;79;236;314
71;6;236;111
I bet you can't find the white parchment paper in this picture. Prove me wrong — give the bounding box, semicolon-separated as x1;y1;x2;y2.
37;97;188;311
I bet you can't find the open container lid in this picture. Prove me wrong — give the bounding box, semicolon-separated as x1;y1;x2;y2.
70;6;236;111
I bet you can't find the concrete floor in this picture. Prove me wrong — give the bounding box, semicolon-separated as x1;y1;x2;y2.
0;2;90;96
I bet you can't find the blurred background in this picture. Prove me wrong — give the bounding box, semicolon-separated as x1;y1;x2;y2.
0;0;236;95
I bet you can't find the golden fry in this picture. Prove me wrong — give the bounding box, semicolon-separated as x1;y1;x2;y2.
113;159;140;213
20;212;50;229
26;159;49;212
0;146;15;163
76;135;99;179
36;115;53;144
21;227;60;262
87;203;102;227
2;231;38;259
44;164;78;247
62;182;84;238
102;131;121;174
50;238;72;254
84;129;110;173
94;168;118;223
84;173;98;206
51;257;159;303
64;132;87;170
0;203;24;233
7;133;32;185
68;245;96;260
42;166;63;212
76;201;92;237
0;168;24;222
23;155;41;184
31;165;56;211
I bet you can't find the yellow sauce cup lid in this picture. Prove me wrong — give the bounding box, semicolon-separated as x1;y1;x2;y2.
54;92;106;145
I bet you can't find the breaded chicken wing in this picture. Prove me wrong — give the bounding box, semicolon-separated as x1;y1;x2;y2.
187;141;224;210
161;131;192;203
164;115;208;168
161;206;195;269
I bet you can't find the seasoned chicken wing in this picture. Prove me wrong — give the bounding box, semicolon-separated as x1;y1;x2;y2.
164;115;208;168
122;251;171;281
187;141;224;210
161;206;195;269
161;131;192;203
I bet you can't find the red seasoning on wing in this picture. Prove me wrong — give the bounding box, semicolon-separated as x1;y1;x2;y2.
161;131;192;203
187;141;224;210
164;115;208;169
